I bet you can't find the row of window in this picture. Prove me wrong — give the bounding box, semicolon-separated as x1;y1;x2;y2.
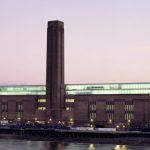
1;103;23;119
1;112;23;119
89;111;134;123
89;102;134;122
89;102;96;112
88;102;134;112
2;101;46;111
106;103;134;112
1;103;23;111
38;98;75;103
125;104;134;112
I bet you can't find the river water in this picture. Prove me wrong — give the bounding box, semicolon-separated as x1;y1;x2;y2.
0;139;150;150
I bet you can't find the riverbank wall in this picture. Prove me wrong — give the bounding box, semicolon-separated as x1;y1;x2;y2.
0;128;150;145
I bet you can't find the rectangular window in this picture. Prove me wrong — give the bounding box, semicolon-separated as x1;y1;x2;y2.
1;103;8;119
16;102;23;119
38;99;46;103
125;102;134;122
65;99;74;103
38;107;46;110
66;107;72;111
106;102;114;123
1;103;8;111
89;102;96;120
17;112;22;119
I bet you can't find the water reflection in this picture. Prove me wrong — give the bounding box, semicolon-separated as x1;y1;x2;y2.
48;142;65;150
88;144;95;150
0;139;149;150
115;145;126;150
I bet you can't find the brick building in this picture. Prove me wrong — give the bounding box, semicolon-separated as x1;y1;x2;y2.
0;20;150;127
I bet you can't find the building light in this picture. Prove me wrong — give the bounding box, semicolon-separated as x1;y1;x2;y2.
66;107;70;111
115;145;126;149
35;117;37;121
27;121;31;124
115;145;120;149
38;107;46;110
65;99;74;103
38;99;46;103
3;117;6;120
17;117;21;120
90;119;94;122
68;118;74;125
109;119;112;124
48;118;52;124
89;144;94;149
116;125;119;128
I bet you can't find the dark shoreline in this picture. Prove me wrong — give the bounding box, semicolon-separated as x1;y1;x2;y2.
0;128;150;145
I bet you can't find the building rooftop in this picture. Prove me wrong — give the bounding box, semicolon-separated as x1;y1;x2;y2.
1;82;150;95
0;85;45;95
65;83;150;95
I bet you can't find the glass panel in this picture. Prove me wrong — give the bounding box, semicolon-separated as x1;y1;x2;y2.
0;85;45;95
66;83;150;95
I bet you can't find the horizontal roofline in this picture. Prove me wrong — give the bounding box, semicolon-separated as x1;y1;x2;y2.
65;82;150;85
1;82;150;87
0;85;45;87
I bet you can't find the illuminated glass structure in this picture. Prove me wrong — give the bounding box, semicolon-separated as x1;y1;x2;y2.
1;83;150;95
65;83;150;95
0;85;45;95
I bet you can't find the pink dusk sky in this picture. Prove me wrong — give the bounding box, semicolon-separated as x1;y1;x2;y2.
0;0;150;85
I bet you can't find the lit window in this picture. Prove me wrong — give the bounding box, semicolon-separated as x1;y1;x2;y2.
66;107;69;110
17;103;23;111
38;99;46;103
16;103;23;119
38;107;46;110
65;99;74;103
66;107;70;110
1;103;8;119
106;102;114;122
17;112;22;119
89;102;96;120
125;102;134;122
